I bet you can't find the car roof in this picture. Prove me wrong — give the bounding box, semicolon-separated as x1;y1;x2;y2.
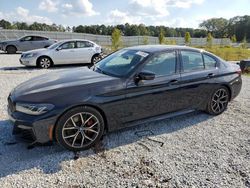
57;39;94;43
125;45;202;53
23;35;49;38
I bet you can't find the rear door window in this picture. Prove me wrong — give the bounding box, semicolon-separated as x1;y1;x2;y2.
33;36;48;41
76;41;93;48
181;51;204;72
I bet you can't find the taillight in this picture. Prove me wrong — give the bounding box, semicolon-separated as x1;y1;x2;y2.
236;68;242;75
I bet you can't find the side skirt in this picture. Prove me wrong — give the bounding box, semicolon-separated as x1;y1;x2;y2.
123;109;196;128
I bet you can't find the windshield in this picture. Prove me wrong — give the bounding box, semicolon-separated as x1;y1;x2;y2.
48;41;63;49
94;49;149;77
19;36;25;40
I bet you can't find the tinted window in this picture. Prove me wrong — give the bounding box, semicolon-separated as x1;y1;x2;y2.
142;51;176;76
86;41;94;47
76;41;94;48
203;54;217;69
22;36;32;41
33;36;48;41
181;51;204;72
60;42;75;49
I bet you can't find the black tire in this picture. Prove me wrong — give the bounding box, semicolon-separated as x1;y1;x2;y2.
6;46;17;54
55;106;105;151
38;56;52;69
91;54;100;65
206;86;230;115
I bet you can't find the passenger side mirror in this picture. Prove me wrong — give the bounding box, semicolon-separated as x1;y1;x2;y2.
135;71;155;83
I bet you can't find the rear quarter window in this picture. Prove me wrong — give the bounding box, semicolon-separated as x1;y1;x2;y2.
203;54;217;69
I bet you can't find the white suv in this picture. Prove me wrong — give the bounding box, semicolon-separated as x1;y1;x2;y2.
20;39;102;68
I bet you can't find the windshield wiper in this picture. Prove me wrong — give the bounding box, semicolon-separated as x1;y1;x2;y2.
94;66;110;76
93;65;120;77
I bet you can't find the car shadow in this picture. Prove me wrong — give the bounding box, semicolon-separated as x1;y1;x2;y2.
0;51;22;55
0;111;213;178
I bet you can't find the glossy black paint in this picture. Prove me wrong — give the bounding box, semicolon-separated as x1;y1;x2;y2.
239;59;250;73
8;45;242;144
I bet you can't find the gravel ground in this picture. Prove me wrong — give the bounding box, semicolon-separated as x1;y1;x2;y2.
0;53;249;187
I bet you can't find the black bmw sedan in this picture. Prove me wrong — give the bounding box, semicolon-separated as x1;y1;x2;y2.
7;45;242;151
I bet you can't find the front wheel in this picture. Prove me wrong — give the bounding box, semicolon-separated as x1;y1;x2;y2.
206;87;229;115
91;54;101;65
55;106;105;151
38;57;52;69
6;46;17;54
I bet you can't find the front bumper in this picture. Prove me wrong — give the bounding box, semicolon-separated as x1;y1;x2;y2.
8;99;58;143
19;56;37;66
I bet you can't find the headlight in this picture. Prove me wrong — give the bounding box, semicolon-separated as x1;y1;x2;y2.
95;47;101;51
24;53;38;58
16;103;54;115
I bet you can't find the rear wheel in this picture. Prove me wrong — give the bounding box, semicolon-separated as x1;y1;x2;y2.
6;46;17;54
55;106;105;151
38;57;52;69
206;87;229;115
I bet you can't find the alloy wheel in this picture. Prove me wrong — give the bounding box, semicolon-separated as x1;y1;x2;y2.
211;88;229;114
62;112;100;149
92;56;100;64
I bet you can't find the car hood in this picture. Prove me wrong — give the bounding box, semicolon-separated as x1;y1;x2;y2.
0;39;16;44
22;48;48;54
12;67;119;98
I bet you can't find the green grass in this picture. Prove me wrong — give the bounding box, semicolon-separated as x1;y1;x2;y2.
103;45;250;61
199;46;250;61
243;73;250;77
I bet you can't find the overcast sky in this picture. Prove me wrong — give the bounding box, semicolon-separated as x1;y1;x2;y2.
0;0;250;28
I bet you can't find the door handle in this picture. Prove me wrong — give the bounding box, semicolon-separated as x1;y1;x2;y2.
207;73;215;78
168;79;179;84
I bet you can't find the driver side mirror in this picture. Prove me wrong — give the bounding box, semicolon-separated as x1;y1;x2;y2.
134;71;155;83
56;47;62;51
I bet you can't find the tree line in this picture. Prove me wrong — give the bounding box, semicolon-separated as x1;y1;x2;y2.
0;20;69;32
0;15;249;42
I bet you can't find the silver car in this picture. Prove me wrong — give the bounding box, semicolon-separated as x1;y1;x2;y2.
0;35;56;54
19;39;102;68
